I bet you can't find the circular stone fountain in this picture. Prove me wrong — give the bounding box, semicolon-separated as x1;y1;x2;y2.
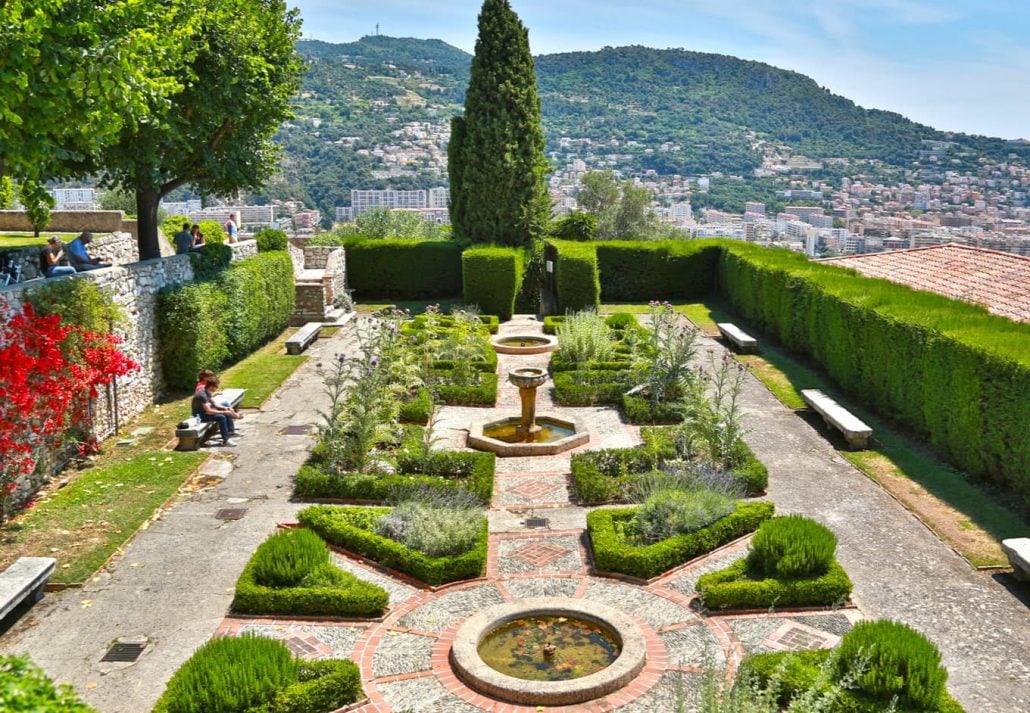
451;598;647;706
468;367;588;456
490;334;558;355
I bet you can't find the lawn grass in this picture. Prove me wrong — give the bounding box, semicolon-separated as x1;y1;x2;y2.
0;232;80;250
0;451;207;584
355;297;465;314
674;299;1028;568
220;333;307;409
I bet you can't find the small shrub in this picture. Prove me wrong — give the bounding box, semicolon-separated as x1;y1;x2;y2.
153;634;298;713
198;219;226;245
251;528;329;588
188;243;233;279
834;620;948;710
375;489;483;557
555;310;617;364
550;211;597;241
161;214;191;245
623;466;742;545
0;655;96;712
747;515;837;579
25;278;122;333
697;557;853;610
604;312;638;330
255;227;288;252
273;659;363;713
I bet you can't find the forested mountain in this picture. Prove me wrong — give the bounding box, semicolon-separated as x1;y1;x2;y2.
267;36;1027;218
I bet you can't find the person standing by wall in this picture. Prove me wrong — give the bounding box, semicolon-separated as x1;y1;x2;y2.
173;222;193;255
224;212;239;244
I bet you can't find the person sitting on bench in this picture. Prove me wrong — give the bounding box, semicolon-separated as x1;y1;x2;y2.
42;236;76;277
67;231;111;271
194;369;245;421
192;376;242;447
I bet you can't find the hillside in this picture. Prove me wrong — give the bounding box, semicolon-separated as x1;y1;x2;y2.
268;36;1028;218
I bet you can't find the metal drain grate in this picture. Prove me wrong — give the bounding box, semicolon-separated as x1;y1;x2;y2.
215;508;248;520
524;516;549;528
283;425;311;435
101;639;147;663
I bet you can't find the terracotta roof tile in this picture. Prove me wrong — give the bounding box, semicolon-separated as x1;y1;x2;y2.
820;244;1030;323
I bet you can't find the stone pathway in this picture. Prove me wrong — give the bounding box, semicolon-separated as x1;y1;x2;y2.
4;313;1028;712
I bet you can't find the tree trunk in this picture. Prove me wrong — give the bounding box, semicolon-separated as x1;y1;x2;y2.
136;187;161;260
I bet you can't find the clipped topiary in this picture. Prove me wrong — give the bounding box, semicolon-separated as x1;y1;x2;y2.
834;619;948;710
747;514;836;578
251;528;329;588
153;634;298;713
255;227;288;252
604;312;638;330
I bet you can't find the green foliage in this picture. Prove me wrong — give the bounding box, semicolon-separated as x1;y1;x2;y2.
272;659;363;713
0;176;14;209
549;239;601;311
697;556;853;610
0;655;97;712
299;505;488;585
197;219;226;246
157;252;294;391
552;369;632;406
621;393;683;424
555;310;617;364
605;312;638;330
162;215;192;244
19;181;53;235
375;490;484;557
343;238;462;298
254;228;288;252
462;245;527;320
250;528;329;588
24;278;122;334
594;240;721;302
329;207;445;240
188;243;234;280
715;241;1030;507
624;468;742;545
575;170;658;239
834;620;948;710
233;529;388;617
550;212;597;241
153;634;298;713
449;0;549;247
99;188;139;214
747;515;837;579
587;501;774;579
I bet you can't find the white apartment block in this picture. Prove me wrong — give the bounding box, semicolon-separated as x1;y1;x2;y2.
427;187;449;209
51;188;96;210
161;199;203;216
189;205;276;229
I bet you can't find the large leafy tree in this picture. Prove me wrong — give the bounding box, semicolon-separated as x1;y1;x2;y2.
101;0;304;259
0;0;185;182
577;170;657;239
449;0;548;247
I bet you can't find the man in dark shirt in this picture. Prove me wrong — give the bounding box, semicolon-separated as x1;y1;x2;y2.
173;221;193;255
192;377;241;446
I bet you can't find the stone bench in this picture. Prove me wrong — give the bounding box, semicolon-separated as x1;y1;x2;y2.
1;557;56;621
801;389;872;450
717;322;758;353
1001;538;1030;581
175;388;246;450
286;322;321;355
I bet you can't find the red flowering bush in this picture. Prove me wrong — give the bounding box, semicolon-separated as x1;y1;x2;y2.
0;301;137;520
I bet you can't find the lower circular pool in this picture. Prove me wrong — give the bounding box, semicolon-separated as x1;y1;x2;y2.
477;615;620;681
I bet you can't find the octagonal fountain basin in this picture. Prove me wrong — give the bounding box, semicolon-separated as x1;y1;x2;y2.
491;334;558;355
467;415;588;456
451;597;647;706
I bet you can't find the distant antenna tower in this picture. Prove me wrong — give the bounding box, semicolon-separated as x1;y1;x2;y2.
375;23;380;36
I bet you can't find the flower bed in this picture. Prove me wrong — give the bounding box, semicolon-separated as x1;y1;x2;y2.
587;501;774;580
299;505;489;586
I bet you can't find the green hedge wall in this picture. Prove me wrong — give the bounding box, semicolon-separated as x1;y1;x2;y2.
594;240;722;302
343;238;462;298
548;239;601;311
715;242;1030;507
158;252;294;391
696;556;853;609
587;501;774;579
462;245;527;321
298;506;488;585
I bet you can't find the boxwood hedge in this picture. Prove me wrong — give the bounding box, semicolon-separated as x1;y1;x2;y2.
343;238;462;298
553;370;632;406
587;501;774;579
595;240;722;302
696;556;853;610
548;239;601;311
298;505;488;585
232;556;388;618
462;245;527;321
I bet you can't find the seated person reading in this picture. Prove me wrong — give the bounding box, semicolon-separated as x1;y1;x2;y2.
67;231;111;271
192;376;243;447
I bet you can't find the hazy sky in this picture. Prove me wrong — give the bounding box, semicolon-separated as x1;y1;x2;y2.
293;0;1029;140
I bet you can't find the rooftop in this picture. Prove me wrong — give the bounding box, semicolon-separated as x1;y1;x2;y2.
820;243;1030;323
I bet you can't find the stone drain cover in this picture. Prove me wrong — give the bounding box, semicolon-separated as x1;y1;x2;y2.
215;508;248;521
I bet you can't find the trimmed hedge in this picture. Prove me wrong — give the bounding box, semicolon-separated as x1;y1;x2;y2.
294;449;496;503
595;240;722;302
548;239;600;311
432;372;498;406
741;643;965;713
254;227;288;253
231;529;388;617
298;506;488;585
715;241;1030;507
587;501;775;579
622;394;683;424
273;659;363;713
696;556;853;610
158;252;294;391
343;238;462;298
462;245;527;321
399;387;433;423
553;369;632;405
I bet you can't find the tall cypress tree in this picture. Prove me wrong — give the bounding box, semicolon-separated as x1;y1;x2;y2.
449;0;549;247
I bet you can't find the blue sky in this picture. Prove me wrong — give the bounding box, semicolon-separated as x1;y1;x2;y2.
293;1;1029;140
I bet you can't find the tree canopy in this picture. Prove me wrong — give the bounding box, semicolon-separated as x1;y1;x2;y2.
448;0;549;247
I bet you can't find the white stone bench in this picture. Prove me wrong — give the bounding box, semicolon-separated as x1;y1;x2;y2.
801;389;872;450
175;388;246;450
717;322;758;353
286;322;321;355
1;557;56;621
1001;538;1030;581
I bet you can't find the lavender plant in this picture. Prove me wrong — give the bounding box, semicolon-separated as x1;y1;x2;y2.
375;487;483;557
623;464;743;545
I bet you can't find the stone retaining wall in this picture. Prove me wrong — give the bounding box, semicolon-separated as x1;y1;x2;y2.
0;209;138;238
2;232;139;282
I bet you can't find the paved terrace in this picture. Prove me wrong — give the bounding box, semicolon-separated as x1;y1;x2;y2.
1;315;1027;712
